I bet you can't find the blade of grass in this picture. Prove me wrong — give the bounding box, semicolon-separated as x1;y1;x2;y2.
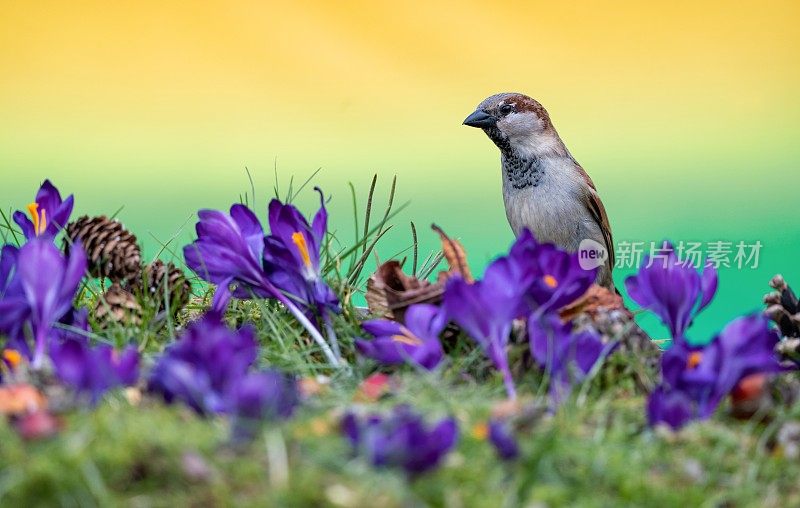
108;205;126;221
410;221;418;276
347;182;361;271
361;174;378;254
287;167;322;203
324;200;409;275
346;225;394;286
245;166;257;208
0;208;21;246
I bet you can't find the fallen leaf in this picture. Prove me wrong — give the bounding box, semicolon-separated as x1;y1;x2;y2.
365;260;445;322
431;224;472;282
354;373;393;402
560;284;629;322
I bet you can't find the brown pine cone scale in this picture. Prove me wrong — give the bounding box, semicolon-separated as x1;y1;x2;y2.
64;215;141;283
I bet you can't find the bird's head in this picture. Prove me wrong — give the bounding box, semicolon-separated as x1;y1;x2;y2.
463;93;564;156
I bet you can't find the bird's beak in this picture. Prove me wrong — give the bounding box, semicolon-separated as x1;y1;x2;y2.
462;109;496;128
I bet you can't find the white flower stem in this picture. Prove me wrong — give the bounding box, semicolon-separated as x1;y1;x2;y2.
265;428;289;488
275;293;341;368
324;314;342;362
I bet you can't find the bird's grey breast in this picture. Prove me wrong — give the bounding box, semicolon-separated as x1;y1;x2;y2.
501;156;598;252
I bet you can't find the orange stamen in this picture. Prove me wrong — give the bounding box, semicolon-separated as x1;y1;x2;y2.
543;274;558;288
687;352;703;369
25;202;47;236
291;232;312;268
391;326;423;346
2;349;22;369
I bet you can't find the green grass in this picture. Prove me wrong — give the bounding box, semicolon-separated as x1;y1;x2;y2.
2;178;800;507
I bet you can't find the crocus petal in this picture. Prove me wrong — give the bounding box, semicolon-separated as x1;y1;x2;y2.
647;386;695;430
50;338;88;387
232;370;298;421
17;240;65;327
46;194;74;236
697;263;718;314
0;245;19;293
12;211;36;240
114;346;140;386
311;187;328;246
488;420;519;460
229;204;266;256
34;180;63;215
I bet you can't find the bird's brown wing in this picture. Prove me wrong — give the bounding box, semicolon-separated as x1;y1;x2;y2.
577;167;615;270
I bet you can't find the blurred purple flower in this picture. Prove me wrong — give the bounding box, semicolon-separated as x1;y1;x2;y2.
648;314;787;429
263;188;340;317
148;314;258;415
13;180;74;240
444;256;529;399
529;314;616;405
0;239;87;367
647;386;695;430
625;241;717;339
488;419;519;461
341;405;458;477
356;304;445;370
231;370;299;441
50;337;139;405
509;229;597;313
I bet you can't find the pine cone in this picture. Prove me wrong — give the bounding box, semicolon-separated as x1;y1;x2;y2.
764;274;800;338
131;260;192;315
94;283;142;327
64;215;141;283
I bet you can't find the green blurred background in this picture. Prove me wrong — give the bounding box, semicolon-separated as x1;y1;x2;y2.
1;1;798;340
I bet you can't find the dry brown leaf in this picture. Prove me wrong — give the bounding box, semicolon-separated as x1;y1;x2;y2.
431;224;473;282
365;260;445;322
559;284;629;322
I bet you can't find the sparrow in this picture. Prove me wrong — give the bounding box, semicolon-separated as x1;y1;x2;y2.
463;93;615;289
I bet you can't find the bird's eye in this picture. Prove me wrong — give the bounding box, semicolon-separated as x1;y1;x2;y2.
499;104;514;116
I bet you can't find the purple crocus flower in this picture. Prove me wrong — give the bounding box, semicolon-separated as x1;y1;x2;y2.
183;199;341;366
625;242;717;339
356;304;445;370
0;238;87;367
50;337;139;405
444;256;530;399
509;229;597;313
488;419;520;461
13;180;74;240
341;405;458;477
148;314;258;415
263;188;340;318
183;204;273;307
529;314;616;405
230;370;299;441
232;370;298;421
646;386;695;430
648;314;787;429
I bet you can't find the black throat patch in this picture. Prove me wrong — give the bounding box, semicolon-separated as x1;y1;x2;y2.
501;150;543;190
483;127;544;190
